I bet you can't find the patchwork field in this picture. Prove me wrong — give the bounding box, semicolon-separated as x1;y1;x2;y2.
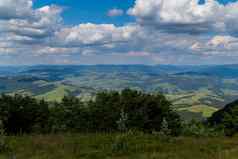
36;84;76;102
178;105;218;118
1;65;238;120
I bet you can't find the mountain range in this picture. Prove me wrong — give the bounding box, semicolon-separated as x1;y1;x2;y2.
1;64;238;120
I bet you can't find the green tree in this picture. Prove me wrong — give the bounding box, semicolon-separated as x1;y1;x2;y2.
0;94;50;134
49;96;89;132
209;100;238;136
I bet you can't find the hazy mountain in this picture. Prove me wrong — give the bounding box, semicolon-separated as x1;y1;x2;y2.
1;64;238;120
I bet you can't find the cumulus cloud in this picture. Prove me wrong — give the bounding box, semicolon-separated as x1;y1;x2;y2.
0;0;33;19
128;0;238;35
0;0;138;59
191;35;238;56
107;8;124;17
1;0;238;65
0;1;63;56
55;23;137;47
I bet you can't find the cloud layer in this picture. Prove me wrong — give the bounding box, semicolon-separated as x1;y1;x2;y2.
1;0;238;65
128;0;238;34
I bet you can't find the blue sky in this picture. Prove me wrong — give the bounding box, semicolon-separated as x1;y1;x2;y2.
34;0;135;25
33;0;236;25
0;0;238;65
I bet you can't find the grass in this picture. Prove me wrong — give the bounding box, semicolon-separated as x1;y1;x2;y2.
167;88;224;107
167;88;223;118
0;133;238;159
178;105;218;117
36;84;75;102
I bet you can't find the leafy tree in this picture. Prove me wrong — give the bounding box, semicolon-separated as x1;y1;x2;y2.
208;100;238;136
49;96;89;132
88;91;121;132
0;94;50;134
0;89;182;135
120;89;181;135
88;89;181;135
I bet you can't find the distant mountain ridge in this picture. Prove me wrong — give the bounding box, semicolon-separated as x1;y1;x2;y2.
1;64;238;120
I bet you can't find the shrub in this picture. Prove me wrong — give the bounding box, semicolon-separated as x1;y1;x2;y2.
182;120;224;137
0;120;10;154
111;134;129;153
160;118;171;136
116;110;128;132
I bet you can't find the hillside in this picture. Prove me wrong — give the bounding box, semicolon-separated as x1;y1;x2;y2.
1;65;238;120
209;99;238;136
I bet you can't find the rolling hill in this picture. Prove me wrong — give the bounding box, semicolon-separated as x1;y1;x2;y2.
1;64;238;120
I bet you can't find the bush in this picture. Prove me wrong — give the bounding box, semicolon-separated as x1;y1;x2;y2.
182;120;224;137
116;110;129;132
0;120;10;154
111;134;129;153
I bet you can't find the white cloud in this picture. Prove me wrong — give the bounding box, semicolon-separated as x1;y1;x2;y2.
128;0;219;23
128;0;238;34
0;0;33;19
55;23;138;46
127;51;151;57
208;36;237;48
107;8;124;17
190;35;238;57
1;0;238;65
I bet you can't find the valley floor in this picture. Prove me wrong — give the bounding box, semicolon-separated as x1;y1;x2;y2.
1;133;238;159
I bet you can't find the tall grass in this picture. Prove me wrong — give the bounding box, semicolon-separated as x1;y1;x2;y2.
0;133;238;159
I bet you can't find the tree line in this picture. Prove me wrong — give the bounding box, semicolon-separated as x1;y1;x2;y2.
0;88;237;136
0;89;181;135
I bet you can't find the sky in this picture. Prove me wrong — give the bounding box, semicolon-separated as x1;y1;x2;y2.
0;0;238;65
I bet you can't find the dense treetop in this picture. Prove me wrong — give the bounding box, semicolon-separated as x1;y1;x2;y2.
0;89;181;135
208;100;238;136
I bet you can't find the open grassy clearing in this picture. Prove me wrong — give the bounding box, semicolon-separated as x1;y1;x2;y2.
178;105;218;117
0;133;238;159
36;84;76;102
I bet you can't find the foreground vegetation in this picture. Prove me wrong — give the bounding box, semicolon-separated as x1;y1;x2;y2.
0;88;238;158
1;133;238;159
0;89;182;135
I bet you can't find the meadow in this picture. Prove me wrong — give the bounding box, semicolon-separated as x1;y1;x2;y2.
1;133;238;159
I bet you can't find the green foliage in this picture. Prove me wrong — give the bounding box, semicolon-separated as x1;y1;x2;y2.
0;89;182;135
111;134;129;153
116;110;128;132
160;118;171;136
88;91;121;131
0;120;6;153
49;96;89;132
87;89;182;135
1;133;238;159
182;120;224;137
208;100;238;136
0;94;50;135
0;120;12;156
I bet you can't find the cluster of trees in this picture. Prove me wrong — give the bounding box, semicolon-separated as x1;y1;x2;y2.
208;100;238;136
0;88;237;136
0;89;181;136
